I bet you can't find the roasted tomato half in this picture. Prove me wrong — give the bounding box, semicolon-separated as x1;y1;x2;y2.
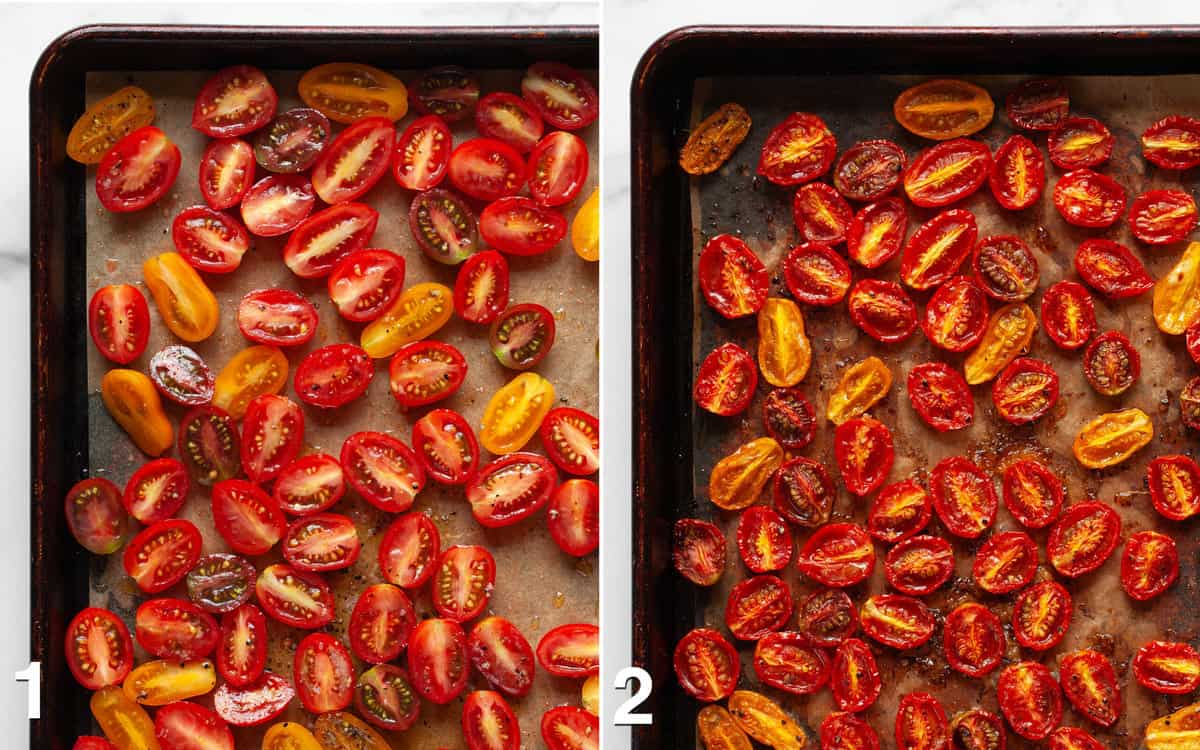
758;298;812;387
379;512;441;589
762;388;816;450
974;234;1039;302
963;303;1037;385
67;607;134;690
1041;280;1097;349
1083;331;1140;396
796;589;858;648
834;417;893;497
783;242;852;306
1142;114;1200;169
921;276;988;352
884;535;954;596
725;575;792;641
867;480;931;544
199;138;254;210
1073;408;1154;469
465;452;558;528
903;138;991;208
1002;458;1063;529
833;139;906;202
973;530;1038;595
998;661;1063;740
412;408;479;485
757;112;837;186
846;197;908;269
679;102;751;176
736;506;792;573
895;692;949;750
1053;169;1126;228
96;126;181;212
944;603;1005;678
831;638;881;712
1059;649;1120;727
88;284;150;365
674;628;739;702
673;519;726;587
753;631;829;696
340;431;425;513
821;712;880;750
1148;454;1200;521
698;234;769;318
793;182;853;246
694;342;757;417
65;477;128;555
455;250;510;324
949;710;1006;750
1121;530;1179;601
1154;241;1200;335
388;340;468;409
1133;641;1200;694
240;174;316;237
907;361;974;432
894;78;993;140
328;249;405;323
1130;189;1198;245
282;202;379;278
293;344;374;409
797;522;875;588
540;407;600;476
123;457;189;525
930;456;996;539
992;357;1059;425
773;457;834;528
1013;580;1073;651
900;208;978;290
192;65;277;137
392;114;452;192
827;358;894;426
1048;501;1121;578
123;519;202;594
726;690;806;748
848;279;917;343
1048;116;1114;170
212;479;287;555
860;594;935;650
990;133;1045;210
1006;78;1069;130
255;563;335;630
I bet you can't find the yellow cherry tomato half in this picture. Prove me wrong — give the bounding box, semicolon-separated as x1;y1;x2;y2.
143;252;220;342
1146;702;1200;750
123;659;216;706
572;187;600;261
757;298;811;388
67;86;156;164
727;690;807;750
480;372;556;455
263;721;323;750
698;704;754;750
1154;241;1200;335
963;303;1037;385
91;685;160;750
582;675;600;716
826;356;892;425
1073;408;1154;469
212;345;289;419
299;63;408;124
361;282;453;359
709;437;784;511
100;368;173;456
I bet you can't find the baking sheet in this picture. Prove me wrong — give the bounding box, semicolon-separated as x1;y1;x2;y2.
684;74;1200;749
81;68;598;748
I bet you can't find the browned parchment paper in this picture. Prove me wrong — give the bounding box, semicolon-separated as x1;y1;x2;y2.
80;68;598;749
685;74;1200;750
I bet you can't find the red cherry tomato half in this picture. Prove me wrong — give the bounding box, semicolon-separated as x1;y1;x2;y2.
693;342;757;417
541;706;599;750
783;242;851;306
212;672;294;727
212;479;287;555
821;712;880;750
235;289;317;348
699;234;769;318
393;114;452;191
448;138;526;202
199;138;254;210
1142;114;1200;169
895;692;949;750
465;452;558;528
1002;458;1063;529
867;480;930;544
1013;581;1073;651
973;234;1039;302
294;633;354;714
216;604;267;687
154;701;233;750
469;616;536;699
1059;649;1120;727
65;477;128;555
311;116;395;204
528;130;589;207
796;589;858;648
283;513;361;572
75;738;117;750
240;174;316;237
273;453;345;516
885;535;954;596
725;574;792;640
490;303;556;370
412;408;479;485
1121;530;1179;601
797;522;875;588
903;138;991;208
762;388;816;450
1147;454;1200;521
1041;280;1096;349
548;479;600;557
1129;188;1198;245
1047;501;1121;578
930;456;997;539
1006;78;1069;130
455;250;510;324
65;607;134;690
476;91;544;153
1133;641;1200;694
1048;116;1114;170
462;691;520;750
388;340;469;410
990;133;1045;210
1083;330;1140;396
123;519;202;594
847;278;917;343
537;623;599;678
241;394;304;483
186;553;256;615
920;276;988;352
379;512;441;589
793;182;853;246
479;196;567;256
407;618;469;705
540;407;599;476
432;545;496;623
901;208;978;290
192;65;277;138
735;506;792;573
96;126;181;212
521;62;598;131
1054;169;1126;228
672;519;726;587
328;249;404;323
774;457;835;528
149;345;214;406
753;631;829;696
252;107;331;174
88;284;150;365
1187;320;1200;366
340;431;425;513
973;530;1038;594
993;357;1060;425
758;112;837;186
674;627;738;702
860;594;935;650
950;711;1007;750
293;344;374;409
833;139;906;202
834;417;894;497
846;197;908;269
831;638;881;712
178;405;241;485
255;563;334;629
944;603;1005;678
123;457;189;524
907;361;973;432
283;201;380;279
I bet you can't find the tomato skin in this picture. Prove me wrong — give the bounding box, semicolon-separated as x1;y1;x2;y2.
944;603;1005;678
154;701;233;750
783;241;851;305
672;518;726;586
216;604;267;688
294;633;354;714
89;687;156;750
848;278;917;343
906;361;973;432
1060;649;1120;727
392;114;452;191
213;672;295;727
96;126;181;212
1053;169;1126;228
240;174;316;237
283;202;379;278
88;284;150;364
948;710;1006;750
73;738;118;750
989;133;1045;210
846;197;908;269
900;208;978;290
412;408;480;485
998;661;1063;740
462;691;521;750
895;692;949;750
694;342;757;417
1002;459;1063;529
186;553;255;614
757;112;837;185
135;597;219;661
149;345;214;406
793;182;853;245
65;477;129;555
699;235;769;318
724;574;792;640
735;506;792;573
867;480;931;544
1134;641;1200;694
884;535;954;596
548;479;600;557
1013;581;1073;651
992;357;1059;425
752;631;829;696
797;522;875;588
674;628;740;702
299;62;408;124
973;531;1038;594
255;563;335;629
831;638;881;712
293;344;374;409
192;65;277;137
821;712;880;750
199;138;255;210
408;618;469;705
283;513;361;572
1142;114;1200;169
340;431;426;513
311;116;396;204
1047;501;1121;578
66;607;134;690
860;594;935;650
142;252;220;344
476;91;544;153
468;617;536;698
123;519;203;594
834;417;894;497
1147;454;1200;521
1041;280;1097;349
212;479;287;555
101;368;175;456
178;405;240;485
833;139;906;202
528;130;589;207
455;250;510;324
521;62;598;131
930;456;997;539
448;137;527;201
903;138;991;208
1121;530;1179;601
920;276;988;353
1007;78;1069;130
1048;116;1114;170
974;235;1039;302
253;107;331;174
465;452;558;528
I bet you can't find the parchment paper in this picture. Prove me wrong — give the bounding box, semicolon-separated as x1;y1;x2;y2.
686;74;1200;750
80;68;598;749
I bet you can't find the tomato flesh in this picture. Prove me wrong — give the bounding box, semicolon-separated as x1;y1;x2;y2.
990;133;1045;210
476;92;544;152
123;519;203;594
930;456;996;539
673;519;726;587
240;174;316;237
757;112;837;186
833;139;906;202
834;417;893;497
65;477;128;555
1121;530;1179;601
1041;280;1097;349
468;616;536;699
528;130;589;207
379;512;441;589
213;672;294;727
412;408;479;485
407;618;469;705
388;340;469;409
903;138;991;208
674;627;739;702
831;638;881;712
253;107;331;174
216;604;267;688
312;116;396;204
480;196;567;256
212;479;286;555
340;431;426;513
1048;116;1114;169
186;553;255;615
282;202;379;278
295;633;354;714
455;250;510;324
797;522;875;588
1054;169;1126;228
1047;501;1121;578
122;457;189;525
255;563;335;630
521;62;598;131
88;284;150;365
944;603;1005;678
724;574;792;640
548;479;600;557
907;361;973;431
179;405;241;485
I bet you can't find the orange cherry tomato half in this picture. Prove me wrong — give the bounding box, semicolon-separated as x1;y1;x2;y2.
973;234;1039;302
1041;280;1096;349
724;575;792;641
1048;116;1113;170
480;372;555;454
1072;408;1153;469
1130;189;1198;245
90;687;156;749
992;357;1059;425
699;234;769;318
973;530;1038;594
1006;78;1069;130
920;276;988;352
797;522;875;588
96;126;181;212
67;85;156;165
930;456;997;539
903;138;991;208
907;361;973;432
846;197;908;269
101;368;174;456
192;65;277;137
1142;114;1200;169
784;241;852;305
674;627;739;702
1048;501;1121;578
199;138;255;210
963;303;1038;386
1053;169;1126;228
989;133;1045;210
834;417;893;497
900;208;978;290
833;139;906;202
392;114;452;192
894;79;994;140
88;284;150;365
143;251;220;343
212;345;288;419
298;63;408;124
672;518;726;587
1147;454;1200;521
944;603;1005;678
311;116;396;204
793;182;853;245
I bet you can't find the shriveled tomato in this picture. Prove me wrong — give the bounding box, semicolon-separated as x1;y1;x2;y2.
949;710;1006;750
154;701;233;750
216;604;267;688
192;65;276;137
186;553;255;615
448;138;526;201
392;114;451;191
1187;321;1200;365
1013;581;1072;651
1054;169;1126;227
411;409;479;486
972;530;1037;595
860;594;934;649
827;357;892;427
834;139;906;202
821;712;880;750
846;197;908;269
921;276;987;352
1002;459;1062;529
998;661;1063;740
283;202;379;278
1134;641;1200;694
528;130;589;207
989;134;1045;210
907;361;973;431
179;405;240;485
694;342;757;417
1006;78;1069;130
698;234;768;318
725;575;792;641
1048;501;1121;578
797;522;874;587
468;617;535;699
930;456;996;539
66;607;134;690
973;235;1039;302
1155;241;1200;334
783;241;851;306
758;298;812;387
963;303;1037;385
1148;454;1200;521
895;692;949;750
793;589;855;648
142;251;219;343
340;431;425;513
476;92;544;152
362;281;454;358
710;437;783;511
213;672;295;727
901;208;978;290
253;107;331;174
735;506;791;573
1048;116;1113;169
752;631;828;695
256;563;334;629
1049;727;1104;750
1142;114;1200;169
455;250;509;324
521;62;598;131
299;62;407;124
379;512;441;589
312;116;395;204
149;345;214;407
944;603;1005;678
294;633;354;714
65;477;128;555
1184;377;1200;430
293;344;374;409
124;658;217;706
88;284;150;365
903;138;991;208
96;126;180;212
834;417;893;497
388;340;468;409
1146;702;1200;749
90;687;156;749
212;345;288;419
240;174;316;236
548;480;600;557
793;182;853;245
466;452;558;527
124;519;202;593
1060;649;1120;727
1131;189;1198;245
762;388;816;450
697;705;752;750
773;457;834;527
1083;330;1140;396
490;303;556;369
480;372;555;454
885;535;954;596
283;513;360;573
211;479;286;555
993;357;1059;425
1041;280;1096;349
541;706;600;750
1121;530;1178;602
831;638;881;712
408;618;469;704
674;628;739;702
199;138;254;210
867;480;930;544
757;112;836;185
67;85;156;165
894;79;993;140
1073;408;1154;468
848;278;917;343
673;519;726;586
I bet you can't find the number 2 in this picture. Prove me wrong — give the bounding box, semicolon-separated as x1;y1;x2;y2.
613;666;652;725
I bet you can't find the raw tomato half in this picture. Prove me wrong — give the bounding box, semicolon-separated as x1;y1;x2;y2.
466;452;558;528
282;202;379;279
521;62;598;131
448;138;526;201
480;197;567;256
240;174;315;237
340;431;426;513
311;116;395;204
328;249;405;322
96;126;180;212
88;284;150;365
192;65;277;138
199;138;254;210
392;114;452;191
236;289;317;347
379;512;441;589
412;409;479;485
172;206;251;274
293;344;374;409
540;407;599;476
528;130;589;207
388;340;468;409
548;479;600;557
476;92;544;152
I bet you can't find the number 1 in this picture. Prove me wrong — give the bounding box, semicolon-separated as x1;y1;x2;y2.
14;662;40;719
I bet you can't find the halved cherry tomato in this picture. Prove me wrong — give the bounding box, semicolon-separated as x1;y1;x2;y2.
123;457;188;524
462;691;520;750
528;131;589;207
773;457;834;527
757;298;811;387
411;67;478;121
448;138;526;201
972;531;1037;595
536;623;600;681
1131;189;1198;245
455;250;509;323
379;512;441;589
1060;649;1120;727
1121;530;1178;601
1050;727;1105;750
672;519;726;586
522;62;598;131
186;553;255;615
433;545;495;623
88;284;150;365
831;638;881;711
974;235;1039;302
388;340;468;409
353;664;420;732
199;138;254;210
469;616;535;699
990;134;1045;210
757;112;836;186
1048;116;1113;169
67;85;156;165
234;289;318;348
895;79;993;140
963;303;1037;385
901;208;978;290
294;633;354;714
179;405;240;485
1134;641;1200;694
860;594;934;650
256;563;334;629
1184;376;1200;430
348;583;416;665
1154;241;1200;334
192;65;276;137
1148;454;1200;520
362;282;454;359
827;356;892;426
101;368;173;456
142;251;219;343
212;479;286;555
466;452;558;527
283;202;379;278
697;705;752;750
944;603;1005;678
1013;580;1072;651
480;196;567;256
998;661;1063;740
312;116;395;204
393;114;451;191
240;174;316;237
283;513;361;573
821;712;880;750
782;241;851;306
96;126;180;212
124;658;216;706
1048;501;1121;577
1054;169;1126;227
735;506;791;573
253;107;331;174
340;431;425;513
921;276;987;352
213;672;295;727
1006;78;1069;130
293;344;374;409
993;357;1059;425
674;628;739;702
66;607;134;690
149;345;214;406
710;437;783;511
848;278;916;343
795;589;857;648
762;388;816;450
313;712;389;749
408;618;469;704
477;92;545;153
1142;114;1200;169
867;480;930;544
1041;280;1096;349
949;710;1006;750
1145;702;1200;749
548;479;600;557
154;701;233;750
752;631;828;696
727;690;806;750
216;604;267;688
90;687;156;749
903;138;991;208
895;692;948;750
725;575;792;640
480;372;555;454
540;407;599;476
846;197;908;269
884;535;954;596
1073;408;1154;468
694;342;757;417
834;139;906;202
1083;331;1140;396
930;456;996;539
1002;458;1063;529
409;188;479;264
411;409;479;486
907;361;973;431
241;394;304;482
797;522;875;587
834;417;893;497
1188;322;1200;364
542;706;600;750
65;477;128;555
699;234;769;318
124;519;202;594
299;62;408;124
490;303;556;370
793;182;853;245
